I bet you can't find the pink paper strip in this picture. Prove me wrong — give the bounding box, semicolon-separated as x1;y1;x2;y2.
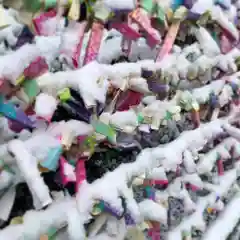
188;183;199;192
60;156;70;186
130;8;161;47
75;159;86;192
121;38;132;56
148;225;161;240
233;99;240;105
36;115;52;123
72;21;87;68
83;21;104;65
176;164;181;177
220;33;233;54
33;9;57;36
110;22;141;40
77;135;87;144
154;179;168;185
155;22;180;62
143;179;155;186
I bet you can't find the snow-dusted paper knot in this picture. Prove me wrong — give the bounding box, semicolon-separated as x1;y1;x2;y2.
179;91;199;111
0;44;41;85
182;230;191;240
193;26;221;57
161;106;181;125
187;55;215;82
91;199;125;219
207;196;225;212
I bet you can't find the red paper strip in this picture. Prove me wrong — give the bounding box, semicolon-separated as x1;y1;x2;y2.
8;119;23;133
24;57;48;79
0;80;12;96
217;159;224;176
116;90;143;112
154;179;168;185
25;105;35;116
83;21;104;65
186;183;199;192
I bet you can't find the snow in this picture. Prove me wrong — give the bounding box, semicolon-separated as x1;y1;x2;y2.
204;194;240;240
1;0;240;239
167;169;238;239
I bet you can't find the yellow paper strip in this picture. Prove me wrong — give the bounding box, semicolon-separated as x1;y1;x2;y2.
16;74;25;86
68;0;80;20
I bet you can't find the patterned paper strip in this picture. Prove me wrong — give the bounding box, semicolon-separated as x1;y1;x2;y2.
155;21;180;62
83;21;104;65
130;8;161;47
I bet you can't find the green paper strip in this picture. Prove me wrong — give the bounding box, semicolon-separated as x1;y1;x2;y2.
44;0;57;9
0;159;15;174
182;230;190;238
212;31;219;45
68;159;76;167
145;186;152;198
140;0;154;13
24;0;41;12
137;114;144;124
92;201;104;215
47;227;58;240
0;159;4;168
58;88;71;102
10;216;23;225
197;11;211;26
165;111;172;120
92;120;116;143
83;135;97;155
23;79;40;102
155;6;165;23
